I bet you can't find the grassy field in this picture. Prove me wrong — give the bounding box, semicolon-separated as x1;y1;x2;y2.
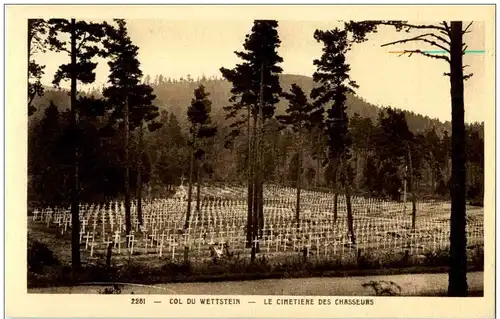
28;185;484;289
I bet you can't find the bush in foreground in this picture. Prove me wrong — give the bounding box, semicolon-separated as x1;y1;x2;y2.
28;237;60;273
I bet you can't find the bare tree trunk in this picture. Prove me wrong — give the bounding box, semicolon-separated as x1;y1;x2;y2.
251;63;264;259
333;192;338;223
448;21;468;297
333;165;339;224
136;121;143;226
408;146;416;229
316;156;320;187
196;160;201;213
258;125;264;238
185;139;195;229
296;129;302;226
345;182;355;245
70;18;81;270
250;113;257;260
27;21;33;114
257;65;265;241
246;105;253;248
124;108;131;241
315;132;321;187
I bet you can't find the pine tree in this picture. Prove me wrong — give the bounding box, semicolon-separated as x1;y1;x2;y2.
311;27;357;243
28;19;47;116
349;113;375;190
345;20;471;296
185;85;217;229
220;20;283;253
47;18;109;270
29;102;67;205
103;19;160;233
277;83;317;226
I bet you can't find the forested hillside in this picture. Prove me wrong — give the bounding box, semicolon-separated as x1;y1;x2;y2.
30;74;455;135
28;74;484;207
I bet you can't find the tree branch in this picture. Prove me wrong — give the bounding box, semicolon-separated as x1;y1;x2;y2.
381;33;450;53
463;21;473;34
463;73;474;81
395;50;451;63
77;32;89;52
441;21;452;38
378;21;447;32
428;32;451;46
60;47;71;55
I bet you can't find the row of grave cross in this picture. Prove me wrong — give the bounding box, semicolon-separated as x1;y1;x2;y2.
31;193;482;260
68;218;483;259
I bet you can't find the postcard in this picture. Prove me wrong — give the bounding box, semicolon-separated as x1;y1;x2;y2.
5;4;495;318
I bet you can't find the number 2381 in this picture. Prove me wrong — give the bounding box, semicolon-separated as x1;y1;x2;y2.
131;298;146;304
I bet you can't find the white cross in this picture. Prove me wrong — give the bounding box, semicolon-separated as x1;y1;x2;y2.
83;232;93;249
89;240;96;257
170;238;179;260
252;238;259;249
126;233;137;254
113;231;121;253
158;234;165;257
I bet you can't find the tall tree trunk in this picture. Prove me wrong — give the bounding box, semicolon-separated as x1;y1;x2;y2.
296;130;302;225
250;112;257;260
246;106;254;248
27;22;32;112
185;139;195;229
316;156;320;187
333;192;338;223
448;21;468;297
70;18;81;270
408;146;416;229
333;165;338;224
345;181;355;245
251;64;264;259
196;160;201;213
136;121;143;227
258;125;264;238
124;104;131;240
315;132;322;187
257;64;265;240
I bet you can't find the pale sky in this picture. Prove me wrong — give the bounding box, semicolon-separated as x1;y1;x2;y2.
35;19;486;123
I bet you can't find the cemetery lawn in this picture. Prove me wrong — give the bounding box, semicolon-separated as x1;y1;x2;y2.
28;220;483;290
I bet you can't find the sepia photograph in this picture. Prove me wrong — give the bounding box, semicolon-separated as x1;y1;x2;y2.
5;4;495;319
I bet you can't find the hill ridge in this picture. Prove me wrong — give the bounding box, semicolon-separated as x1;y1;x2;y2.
31;74;464;135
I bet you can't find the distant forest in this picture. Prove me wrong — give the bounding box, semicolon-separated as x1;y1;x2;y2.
28;74;484;206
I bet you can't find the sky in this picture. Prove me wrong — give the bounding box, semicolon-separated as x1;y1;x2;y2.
35;19;487;123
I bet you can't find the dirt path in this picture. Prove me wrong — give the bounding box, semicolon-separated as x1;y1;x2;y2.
29;271;483;296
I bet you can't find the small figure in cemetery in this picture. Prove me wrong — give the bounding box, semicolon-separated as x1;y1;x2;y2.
223;242;234;258
208;243;224;264
174;175;188;201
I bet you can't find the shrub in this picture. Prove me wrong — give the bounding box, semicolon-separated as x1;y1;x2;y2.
469;246;484;270
28;237;59;273
423;250;449;266
356;250;382;269
162;262;191;275
99;284;123;294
